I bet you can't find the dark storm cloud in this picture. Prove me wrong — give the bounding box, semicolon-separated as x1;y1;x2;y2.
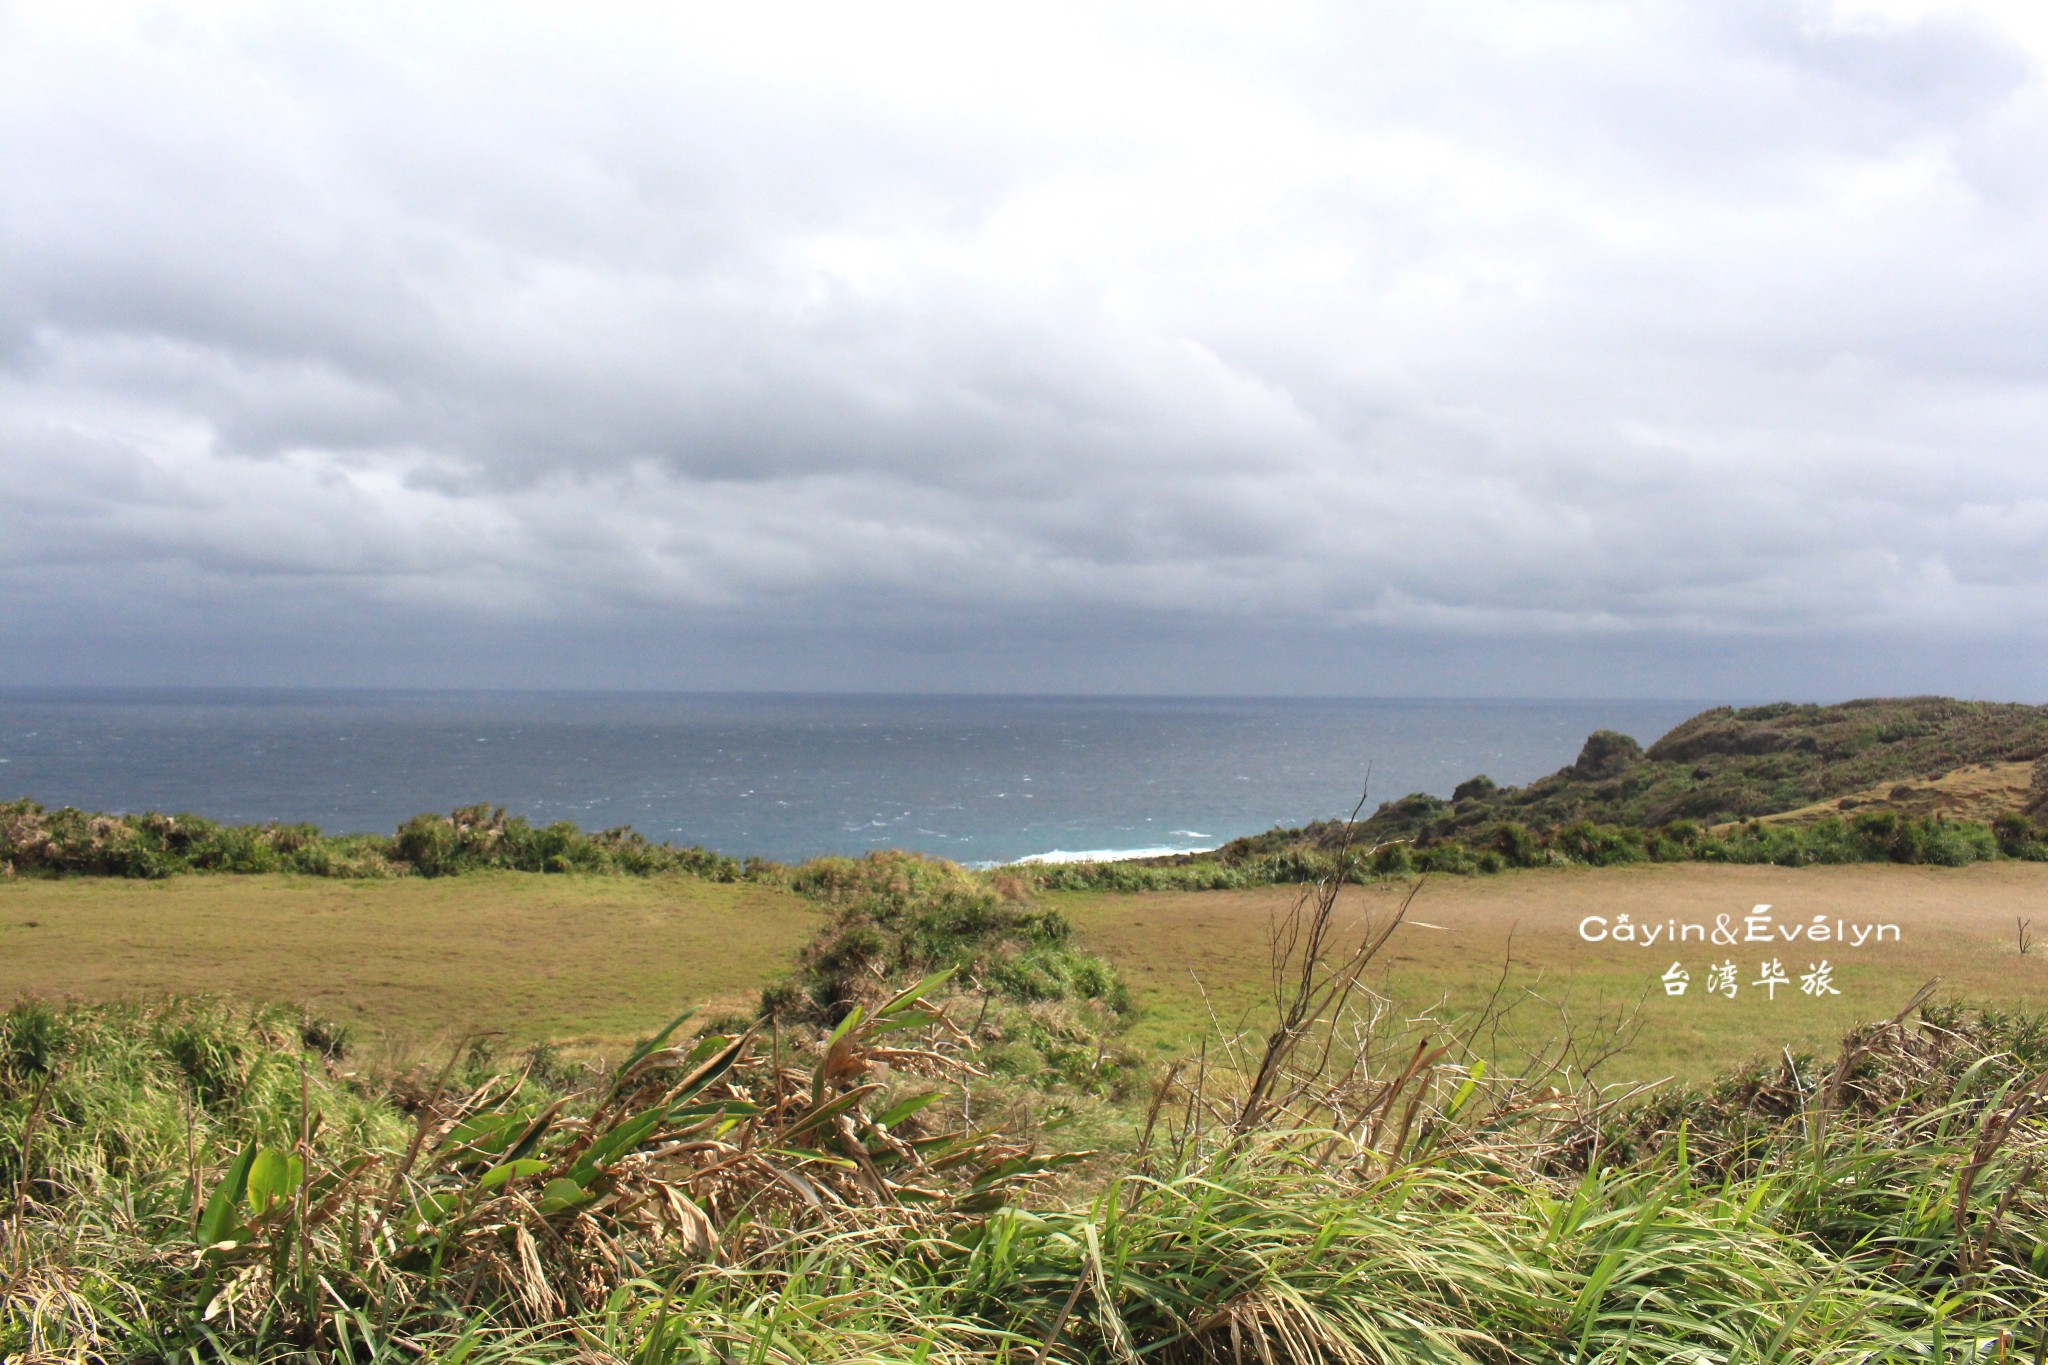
4;1;2048;694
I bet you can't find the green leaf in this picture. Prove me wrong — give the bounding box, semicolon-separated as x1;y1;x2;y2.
875;968;954;1017
245;1148;303;1215
668;1099;751;1126
537;1177;593;1214
763;1145;859;1170
197;1143;257;1247
405;1191;461;1237
604;1008;698;1101
824;1004;867;1050
670;1031;749;1102
503;1098;569;1163
863;1010;942;1038
440;1111;527;1160
874;1091;943;1129
477;1157;550;1191
782;1084;885;1140
677;1029;736;1069
569;1105;668;1182
1444;1058;1486;1121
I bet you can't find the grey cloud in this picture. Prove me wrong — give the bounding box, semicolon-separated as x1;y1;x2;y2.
4;1;2048;696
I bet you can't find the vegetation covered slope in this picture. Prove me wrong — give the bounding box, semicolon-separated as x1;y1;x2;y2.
1220;696;2048;854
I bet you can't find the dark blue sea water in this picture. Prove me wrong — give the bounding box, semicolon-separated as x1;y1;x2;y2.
0;691;1705;865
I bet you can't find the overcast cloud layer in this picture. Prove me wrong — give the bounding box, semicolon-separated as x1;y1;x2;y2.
5;0;2048;697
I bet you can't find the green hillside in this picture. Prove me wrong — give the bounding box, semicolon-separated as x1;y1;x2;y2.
1226;696;2048;855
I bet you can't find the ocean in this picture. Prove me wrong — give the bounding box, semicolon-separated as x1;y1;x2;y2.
0;690;1705;865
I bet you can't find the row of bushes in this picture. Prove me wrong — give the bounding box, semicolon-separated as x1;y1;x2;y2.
0;799;754;881
1018;808;2048;890
1019;846;1347;892
9;795;2047;890
1378;808;2023;875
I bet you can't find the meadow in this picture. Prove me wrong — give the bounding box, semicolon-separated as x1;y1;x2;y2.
0;872;817;1048
14;851;2048;1361
1054;860;2048;1082
7;860;2048;1085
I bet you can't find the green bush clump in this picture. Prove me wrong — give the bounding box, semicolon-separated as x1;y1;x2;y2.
0;798;749;883
777;851;1129;1022
1486;820;1543;867
1018;860;1232;893
1838;809;1995;865
1687;812;1999;869
1550;819;1648;866
1017;846;1367;894
1993;812;2048;860
392;805;750;879
769;852;1135;1097
1414;840;1478;874
1451;773;1496;802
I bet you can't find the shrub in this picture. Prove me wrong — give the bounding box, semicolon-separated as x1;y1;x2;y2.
1550;819;1646;866
186;823;285;874
1994;812;2048;861
1570;729;1642;779
1415;841;1477;874
1487;820;1543;868
777;852;1130;1025
0;798;751;883
1645;832;1690;862
1373;791;1452;826
1452;774;1497;803
1926;820;1997;867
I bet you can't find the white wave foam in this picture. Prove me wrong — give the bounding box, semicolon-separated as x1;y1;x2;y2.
998;844;1217;866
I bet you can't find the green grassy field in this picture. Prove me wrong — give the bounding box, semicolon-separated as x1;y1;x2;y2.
16;860;2048;1360
1053;860;2048;1082
0;872;818;1050
6;862;2048;1083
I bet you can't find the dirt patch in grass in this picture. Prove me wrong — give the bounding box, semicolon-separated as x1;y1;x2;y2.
0;872;818;1049
1053;861;2048;1084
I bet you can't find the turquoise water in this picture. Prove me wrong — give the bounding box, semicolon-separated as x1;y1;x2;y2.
0;690;1704;865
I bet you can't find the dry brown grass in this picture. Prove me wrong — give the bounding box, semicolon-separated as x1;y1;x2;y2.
0;872;818;1049
1054;861;2048;1083
1732;760;2037;829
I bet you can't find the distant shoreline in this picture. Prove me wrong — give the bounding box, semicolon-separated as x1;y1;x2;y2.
985;843;1222;869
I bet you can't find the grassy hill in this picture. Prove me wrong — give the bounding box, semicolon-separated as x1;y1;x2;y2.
1215;696;2048;856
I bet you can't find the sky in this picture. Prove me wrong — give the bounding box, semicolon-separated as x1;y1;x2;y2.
4;0;2047;699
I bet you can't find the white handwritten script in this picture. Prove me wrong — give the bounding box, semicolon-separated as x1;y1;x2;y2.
1577;904;1900;949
